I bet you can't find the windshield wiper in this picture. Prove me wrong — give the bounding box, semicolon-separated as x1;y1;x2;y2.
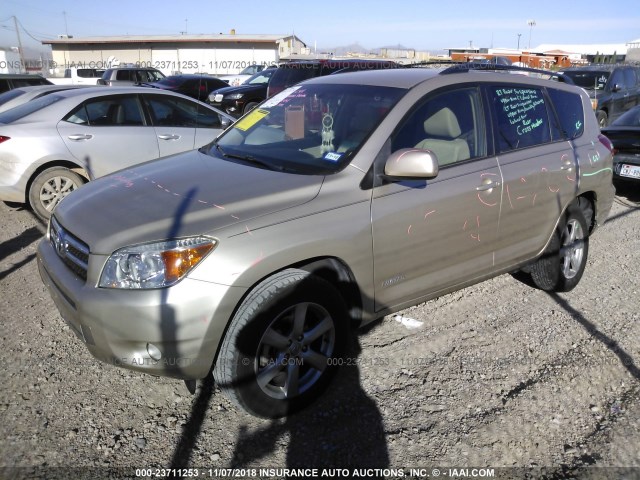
215;144;284;172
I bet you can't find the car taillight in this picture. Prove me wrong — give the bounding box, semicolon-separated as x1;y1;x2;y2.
598;133;613;152
0;136;10;144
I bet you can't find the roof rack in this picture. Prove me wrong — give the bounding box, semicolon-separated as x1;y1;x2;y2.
438;62;574;84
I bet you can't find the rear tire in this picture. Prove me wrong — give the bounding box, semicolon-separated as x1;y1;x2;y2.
28;167;85;221
596;110;608;128
530;204;589;292
213;268;348;418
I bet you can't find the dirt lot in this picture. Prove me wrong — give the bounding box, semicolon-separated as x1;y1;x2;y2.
1;185;639;480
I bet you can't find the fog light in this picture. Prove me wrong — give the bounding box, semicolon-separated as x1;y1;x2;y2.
147;343;162;361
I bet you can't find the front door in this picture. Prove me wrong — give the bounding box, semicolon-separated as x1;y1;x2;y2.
371;87;502;311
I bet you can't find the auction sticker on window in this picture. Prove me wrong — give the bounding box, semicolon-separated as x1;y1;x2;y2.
233;108;269;131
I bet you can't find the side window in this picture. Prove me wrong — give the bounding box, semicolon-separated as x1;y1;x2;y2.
391;87;486;167
547;88;584;140
623;69;637;90
489;86;551;153
0;79;10;93
64;96;144;126
116;70;133;81
145;95;221;128
149;71;164;82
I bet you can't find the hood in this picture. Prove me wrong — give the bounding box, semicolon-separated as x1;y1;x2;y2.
213;83;264;96
54;149;323;254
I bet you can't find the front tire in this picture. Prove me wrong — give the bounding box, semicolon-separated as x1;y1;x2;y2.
530;204;589;292
213;269;348;418
28;167;84;221
243;101;259;115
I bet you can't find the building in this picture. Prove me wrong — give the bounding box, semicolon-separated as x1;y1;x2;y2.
41;33;307;76
448;47;571;68
0;48;21;74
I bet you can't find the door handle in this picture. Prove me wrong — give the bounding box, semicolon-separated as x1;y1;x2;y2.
158;134;180;140
67;134;93;141
476;181;501;191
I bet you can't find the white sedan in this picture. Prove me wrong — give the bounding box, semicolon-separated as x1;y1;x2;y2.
0;86;234;219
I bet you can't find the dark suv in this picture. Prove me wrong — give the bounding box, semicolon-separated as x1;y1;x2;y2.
207;68;276;117
0;74;52;94
559;65;640;127
266;58;399;98
97;67;165;86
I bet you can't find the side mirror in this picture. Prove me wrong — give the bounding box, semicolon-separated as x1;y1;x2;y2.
220;116;233;129
383;148;439;180
611;83;622;93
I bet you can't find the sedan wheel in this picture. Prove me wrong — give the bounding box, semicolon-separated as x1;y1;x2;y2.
29;167;85;221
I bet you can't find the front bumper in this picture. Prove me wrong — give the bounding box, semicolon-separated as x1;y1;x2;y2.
37;237;246;380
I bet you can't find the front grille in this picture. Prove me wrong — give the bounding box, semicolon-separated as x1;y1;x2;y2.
49;217;89;281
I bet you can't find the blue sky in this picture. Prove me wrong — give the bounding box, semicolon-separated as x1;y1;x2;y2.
1;0;639;54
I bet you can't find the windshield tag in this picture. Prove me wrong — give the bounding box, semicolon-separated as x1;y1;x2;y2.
324;152;342;162
234;108;269;131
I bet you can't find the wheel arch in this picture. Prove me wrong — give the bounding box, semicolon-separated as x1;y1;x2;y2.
576;191;597;233
209;256;364;373
25;160;89;203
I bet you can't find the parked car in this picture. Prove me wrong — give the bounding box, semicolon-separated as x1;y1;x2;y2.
559;65;640;127
38;66;614;418
602;105;640;184
217;64;273;87
0;85;90;114
266;58;399;98
97;67;165;86
47;67;105;86
207;68;276;117
0;74;52;94
141;74;229;102
0;86;233;219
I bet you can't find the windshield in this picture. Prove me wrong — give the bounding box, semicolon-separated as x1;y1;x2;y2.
246;69;275;85
0;93;64;123
154;76;187;87
208;83;404;175
562;71;609;90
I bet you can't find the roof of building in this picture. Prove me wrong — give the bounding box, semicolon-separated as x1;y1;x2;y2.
533;43;629;55
42;33;303;45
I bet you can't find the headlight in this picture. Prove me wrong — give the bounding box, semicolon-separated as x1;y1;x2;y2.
99;237;216;289
227;93;244;100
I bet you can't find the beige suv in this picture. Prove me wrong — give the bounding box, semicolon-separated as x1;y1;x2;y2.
37;66;615;418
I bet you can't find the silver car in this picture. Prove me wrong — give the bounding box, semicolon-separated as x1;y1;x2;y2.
38;67;615;418
0;84;90;114
0;86;233;219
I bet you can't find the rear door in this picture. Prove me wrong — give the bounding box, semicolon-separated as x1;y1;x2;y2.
142;93;225;156
58;94;160;179
487;84;578;268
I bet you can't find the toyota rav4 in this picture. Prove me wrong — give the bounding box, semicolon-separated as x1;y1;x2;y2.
38;66;615;418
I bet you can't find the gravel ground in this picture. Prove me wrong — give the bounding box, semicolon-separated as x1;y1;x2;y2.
1;185;639;480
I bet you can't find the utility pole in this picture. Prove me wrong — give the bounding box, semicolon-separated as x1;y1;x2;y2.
12;16;25;73
527;19;536;50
